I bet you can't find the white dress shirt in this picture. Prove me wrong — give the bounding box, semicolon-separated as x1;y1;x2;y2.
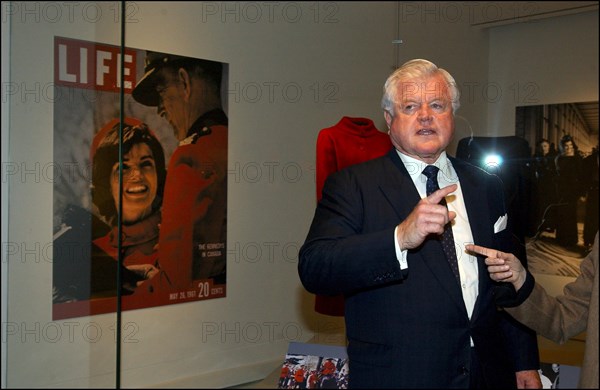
393;150;479;323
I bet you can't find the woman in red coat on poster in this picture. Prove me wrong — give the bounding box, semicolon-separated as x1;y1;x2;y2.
90;118;167;296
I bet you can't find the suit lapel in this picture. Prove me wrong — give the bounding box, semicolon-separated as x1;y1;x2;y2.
452;159;489;248
378;150;421;219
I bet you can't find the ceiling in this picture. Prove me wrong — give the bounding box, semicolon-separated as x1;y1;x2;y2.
470;1;598;27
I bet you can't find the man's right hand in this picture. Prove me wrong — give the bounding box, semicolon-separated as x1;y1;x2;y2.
396;184;457;250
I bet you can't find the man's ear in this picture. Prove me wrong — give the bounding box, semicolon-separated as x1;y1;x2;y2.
384;111;392;130
178;68;192;100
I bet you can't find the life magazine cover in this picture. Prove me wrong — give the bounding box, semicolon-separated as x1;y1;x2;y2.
52;36;228;320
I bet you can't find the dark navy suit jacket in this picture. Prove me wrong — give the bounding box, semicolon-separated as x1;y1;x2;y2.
299;149;539;388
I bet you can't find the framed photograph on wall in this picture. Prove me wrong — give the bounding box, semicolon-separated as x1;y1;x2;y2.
278;342;349;389
52;36;229;320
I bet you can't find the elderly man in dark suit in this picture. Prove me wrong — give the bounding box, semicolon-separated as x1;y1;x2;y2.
298;59;541;388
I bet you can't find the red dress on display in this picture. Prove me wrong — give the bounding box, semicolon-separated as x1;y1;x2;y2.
314;116;392;315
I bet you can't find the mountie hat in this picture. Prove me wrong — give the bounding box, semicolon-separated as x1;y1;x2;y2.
132;50;222;107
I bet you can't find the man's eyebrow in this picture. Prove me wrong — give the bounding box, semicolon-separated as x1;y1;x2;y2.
399;98;420;103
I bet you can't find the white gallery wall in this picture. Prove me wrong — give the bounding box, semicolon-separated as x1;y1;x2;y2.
2;2;598;388
487;10;599;135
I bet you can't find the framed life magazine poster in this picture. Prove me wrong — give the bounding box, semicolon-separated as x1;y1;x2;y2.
52;36;228;320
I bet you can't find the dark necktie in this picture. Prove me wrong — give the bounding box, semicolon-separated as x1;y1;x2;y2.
422;165;461;283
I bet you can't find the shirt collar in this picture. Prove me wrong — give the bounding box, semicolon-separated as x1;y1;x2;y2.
395;150;459;190
395;150;451;178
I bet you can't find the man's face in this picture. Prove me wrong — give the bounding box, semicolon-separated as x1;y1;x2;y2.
155;68;188;141
110;143;158;224
385;73;454;164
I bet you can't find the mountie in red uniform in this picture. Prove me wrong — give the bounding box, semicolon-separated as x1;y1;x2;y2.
157;109;228;290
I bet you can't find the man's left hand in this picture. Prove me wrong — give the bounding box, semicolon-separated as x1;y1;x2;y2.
516;369;542;389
